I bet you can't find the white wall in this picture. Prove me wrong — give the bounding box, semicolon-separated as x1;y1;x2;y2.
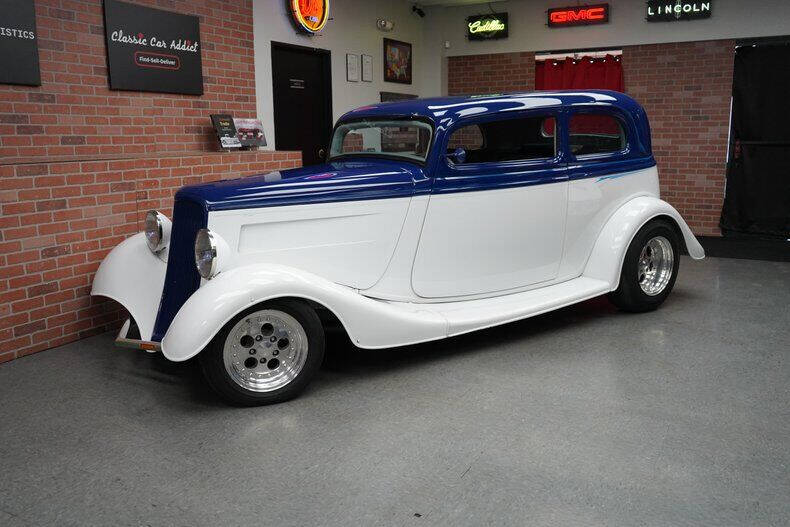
253;0;444;150
254;0;790;144
431;0;790;57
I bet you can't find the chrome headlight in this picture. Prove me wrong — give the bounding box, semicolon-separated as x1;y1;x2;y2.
194;228;218;279
144;210;171;253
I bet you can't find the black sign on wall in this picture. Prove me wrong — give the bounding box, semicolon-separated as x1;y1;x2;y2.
103;0;203;95
466;13;509;41
0;0;41;86
646;1;712;22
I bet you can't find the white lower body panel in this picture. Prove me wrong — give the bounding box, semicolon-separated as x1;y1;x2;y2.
416;276;610;338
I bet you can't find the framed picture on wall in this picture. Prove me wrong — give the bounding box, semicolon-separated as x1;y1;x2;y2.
383;38;412;84
361;54;373;82
346;53;359;82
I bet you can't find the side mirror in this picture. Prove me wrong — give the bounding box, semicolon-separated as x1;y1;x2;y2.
446;147;467;165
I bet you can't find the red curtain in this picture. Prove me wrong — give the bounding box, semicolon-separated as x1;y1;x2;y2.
535;54;624;92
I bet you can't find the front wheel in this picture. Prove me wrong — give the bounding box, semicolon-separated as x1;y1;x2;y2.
199;299;325;406
607;219;680;313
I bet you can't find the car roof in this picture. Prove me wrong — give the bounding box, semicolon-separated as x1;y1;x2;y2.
338;90;644;123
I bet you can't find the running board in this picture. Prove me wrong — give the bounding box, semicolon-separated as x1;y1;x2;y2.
115;319;161;353
393;277;612;339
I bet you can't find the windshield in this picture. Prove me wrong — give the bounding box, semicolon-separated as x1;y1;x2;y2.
329;119;433;163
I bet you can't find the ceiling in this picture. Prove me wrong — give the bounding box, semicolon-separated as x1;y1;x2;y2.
406;0;507;6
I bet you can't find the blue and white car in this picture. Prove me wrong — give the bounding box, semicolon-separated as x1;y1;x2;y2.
92;90;705;405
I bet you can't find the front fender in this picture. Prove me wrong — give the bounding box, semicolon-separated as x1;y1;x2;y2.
91;232;166;340
583;197;705;289
160;264;447;362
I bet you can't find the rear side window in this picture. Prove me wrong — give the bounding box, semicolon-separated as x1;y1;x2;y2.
448;115;556;164
569;113;626;156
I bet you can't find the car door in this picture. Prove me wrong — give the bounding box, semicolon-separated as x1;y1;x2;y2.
558;107;651;280
411;110;569;298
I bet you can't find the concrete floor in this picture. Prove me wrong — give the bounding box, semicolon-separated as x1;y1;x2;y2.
0;256;788;526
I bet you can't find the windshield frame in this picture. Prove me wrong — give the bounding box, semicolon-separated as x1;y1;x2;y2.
327;115;436;166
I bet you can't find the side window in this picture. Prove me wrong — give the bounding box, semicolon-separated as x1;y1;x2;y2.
448;115;556;164
448;124;483;151
569;113;626;156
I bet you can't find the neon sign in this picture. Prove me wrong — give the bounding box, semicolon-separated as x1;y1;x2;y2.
466;12;509;40
646;1;712;22
289;0;330;34
547;4;610;27
469;19;505;34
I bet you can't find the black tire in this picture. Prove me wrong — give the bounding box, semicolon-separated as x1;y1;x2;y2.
607;219;680;313
198;299;325;406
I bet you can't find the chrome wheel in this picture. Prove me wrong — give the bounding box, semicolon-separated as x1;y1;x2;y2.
637;235;674;296
222;309;309;392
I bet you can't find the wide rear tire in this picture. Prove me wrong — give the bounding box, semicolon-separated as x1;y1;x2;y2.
607;219;680;313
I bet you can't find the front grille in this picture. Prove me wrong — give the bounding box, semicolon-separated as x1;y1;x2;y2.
151;198;207;341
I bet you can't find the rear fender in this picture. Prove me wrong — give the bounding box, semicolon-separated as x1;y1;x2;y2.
160;264;447;362
583;196;704;289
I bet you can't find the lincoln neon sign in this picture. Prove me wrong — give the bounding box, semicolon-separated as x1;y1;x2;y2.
646;1;712;22
548;4;610;27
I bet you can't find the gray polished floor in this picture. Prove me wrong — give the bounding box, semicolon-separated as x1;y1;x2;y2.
1;256;788;526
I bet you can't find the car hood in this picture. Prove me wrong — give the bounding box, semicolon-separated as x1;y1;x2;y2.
176;158;427;211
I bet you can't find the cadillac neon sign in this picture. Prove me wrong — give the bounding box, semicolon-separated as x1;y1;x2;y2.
466;12;509;40
469;19;505;34
548;4;610;27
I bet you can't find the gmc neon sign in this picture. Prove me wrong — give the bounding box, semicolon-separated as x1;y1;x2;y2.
548;4;610;27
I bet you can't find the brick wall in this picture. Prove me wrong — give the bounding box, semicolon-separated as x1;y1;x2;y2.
0;0;303;363
447;40;735;236
0;151;301;363
0;0;257;159
448;52;536;95
623;41;734;236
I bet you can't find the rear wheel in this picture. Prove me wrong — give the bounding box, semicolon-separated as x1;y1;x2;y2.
607;219;680;313
199;299;325;406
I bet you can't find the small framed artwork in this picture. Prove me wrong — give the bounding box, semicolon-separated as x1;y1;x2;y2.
361;54;373;82
383;38;412;84
346;53;359;82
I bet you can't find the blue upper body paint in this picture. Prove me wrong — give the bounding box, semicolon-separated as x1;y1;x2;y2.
177;90;655;212
176;159;430;213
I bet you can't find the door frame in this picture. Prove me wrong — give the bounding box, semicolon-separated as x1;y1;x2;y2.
270;41;333;160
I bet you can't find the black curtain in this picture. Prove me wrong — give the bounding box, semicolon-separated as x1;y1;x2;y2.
720;44;790;238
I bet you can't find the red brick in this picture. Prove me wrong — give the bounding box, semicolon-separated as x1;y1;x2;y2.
13;320;47;337
27;281;59;298
0;0;294;363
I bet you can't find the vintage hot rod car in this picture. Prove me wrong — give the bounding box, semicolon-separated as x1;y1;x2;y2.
92;91;704;405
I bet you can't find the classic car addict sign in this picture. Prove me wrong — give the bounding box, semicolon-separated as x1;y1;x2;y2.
466;12;509;40
646;1;712;22
548;4;610;27
103;0;203;95
0;0;41;86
